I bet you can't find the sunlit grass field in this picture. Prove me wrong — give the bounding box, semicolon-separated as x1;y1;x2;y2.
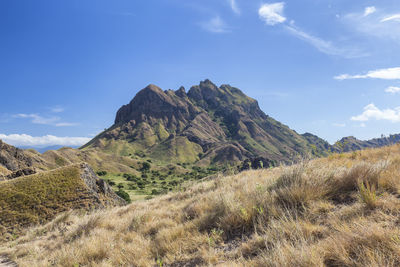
3;145;400;266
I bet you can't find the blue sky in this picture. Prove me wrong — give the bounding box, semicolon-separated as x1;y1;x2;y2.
1;0;400;148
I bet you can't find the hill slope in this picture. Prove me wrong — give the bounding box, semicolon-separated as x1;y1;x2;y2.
0;163;124;241
2;145;400;266
83;80;325;165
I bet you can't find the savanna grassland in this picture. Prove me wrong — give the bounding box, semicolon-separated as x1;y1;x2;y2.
2;145;400;266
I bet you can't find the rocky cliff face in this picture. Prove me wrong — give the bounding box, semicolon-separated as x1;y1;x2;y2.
0;140;36;179
83;80;325;165
0;140;33;172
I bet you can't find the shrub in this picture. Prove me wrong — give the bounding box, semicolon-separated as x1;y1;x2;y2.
116;189;131;203
151;189;159;195
141;162;151;172
96;171;107;176
106;180;116;186
358;181;378;209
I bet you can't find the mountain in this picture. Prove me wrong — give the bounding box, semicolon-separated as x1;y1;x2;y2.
83;80;328;166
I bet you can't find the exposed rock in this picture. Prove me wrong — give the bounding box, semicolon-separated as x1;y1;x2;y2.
0;140;33;172
5;168;36;179
79;163;125;206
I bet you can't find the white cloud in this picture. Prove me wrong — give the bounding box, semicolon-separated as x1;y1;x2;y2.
285;26;363;58
351;103;400;123
201;16;229;33
364;6;376;17
228;0;240;15
0;134;90;147
381;14;400;22
258;2;286;25
335;67;400;80
332;123;346;127
13;113;78;127
385;86;400;94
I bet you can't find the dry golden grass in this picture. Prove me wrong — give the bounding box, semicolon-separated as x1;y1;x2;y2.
2;145;400;266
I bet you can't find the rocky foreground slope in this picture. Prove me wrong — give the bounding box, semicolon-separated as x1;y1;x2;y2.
2;145;400;266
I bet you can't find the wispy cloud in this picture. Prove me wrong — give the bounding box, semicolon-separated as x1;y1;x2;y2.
343;8;400;42
364;6;376;17
49;106;65;113
284;26;364;58
258;2;286;26
258;2;365;58
351;103;400;123
0;133;90;147
200;16;229;33
14;114;59;125
13;113;78;127
228;0;240;15
335;67;400;80
381;14;400;22
54;122;79;127
385;86;400;94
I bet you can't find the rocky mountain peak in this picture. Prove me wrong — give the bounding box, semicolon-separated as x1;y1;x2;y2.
175;86;187;98
114;84;198;125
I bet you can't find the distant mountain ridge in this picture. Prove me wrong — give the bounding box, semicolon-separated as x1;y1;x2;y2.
82;80;331;165
334;134;400;152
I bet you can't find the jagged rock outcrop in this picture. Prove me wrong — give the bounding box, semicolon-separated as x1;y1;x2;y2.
0;140;34;172
79;163;125;206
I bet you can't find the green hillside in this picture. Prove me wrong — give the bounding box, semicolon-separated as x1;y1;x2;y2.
0;163;123;241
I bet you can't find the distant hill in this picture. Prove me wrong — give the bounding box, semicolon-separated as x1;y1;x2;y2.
82;80;330;166
19;145;79;153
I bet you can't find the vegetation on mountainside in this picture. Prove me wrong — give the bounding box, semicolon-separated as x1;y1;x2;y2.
4;141;223;200
3;145;400;266
101;163;220;201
